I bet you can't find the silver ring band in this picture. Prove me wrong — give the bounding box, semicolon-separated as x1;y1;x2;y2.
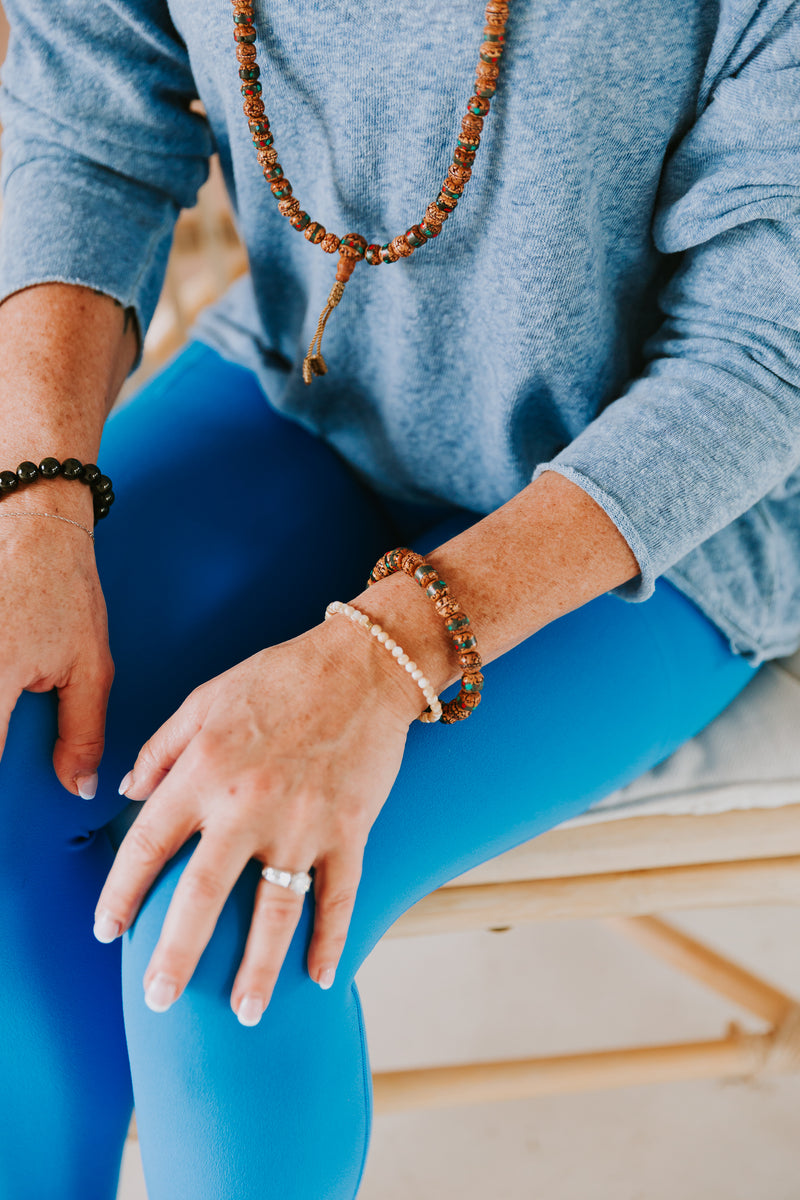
261;864;313;895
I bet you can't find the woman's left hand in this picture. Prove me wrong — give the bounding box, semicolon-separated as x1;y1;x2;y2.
93;616;424;1026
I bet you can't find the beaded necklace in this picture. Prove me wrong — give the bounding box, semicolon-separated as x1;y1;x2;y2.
231;0;510;384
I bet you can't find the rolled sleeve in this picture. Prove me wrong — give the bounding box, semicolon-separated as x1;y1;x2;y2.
534;6;800;602
0;0;214;369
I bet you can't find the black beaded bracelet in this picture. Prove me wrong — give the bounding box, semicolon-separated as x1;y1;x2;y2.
0;458;115;525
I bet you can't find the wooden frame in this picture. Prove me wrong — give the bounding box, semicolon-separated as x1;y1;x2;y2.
370;801;800;1111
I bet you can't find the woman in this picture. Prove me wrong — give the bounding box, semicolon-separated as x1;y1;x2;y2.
0;0;797;1196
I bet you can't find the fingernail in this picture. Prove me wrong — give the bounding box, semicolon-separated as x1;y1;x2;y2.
318;966;336;990
118;770;133;796
236;994;265;1027
93;909;121;943
144;973;178;1013
76;772;98;800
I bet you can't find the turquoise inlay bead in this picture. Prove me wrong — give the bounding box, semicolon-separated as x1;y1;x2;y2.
234;27;256;43
271;182;292;199
405;226;426;247
468;97;490;115
426;579;448;598
446;614;470;632
239;66;260;81
241;81;262;97
253;133;274;150
233;12;252;22
414;564;436;584
365;244;383;265
248;119;270;135
290;211;311;230
476;82;496;98
455;633;477;650
419;223;440;238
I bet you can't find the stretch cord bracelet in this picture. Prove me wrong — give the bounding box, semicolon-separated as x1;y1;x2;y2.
368;547;484;724
324;601;444;723
0;511;95;541
0;458;115;526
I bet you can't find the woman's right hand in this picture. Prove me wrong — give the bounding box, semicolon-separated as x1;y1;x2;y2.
0;512;113;798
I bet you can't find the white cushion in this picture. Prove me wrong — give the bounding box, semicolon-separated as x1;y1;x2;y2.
561;650;800;827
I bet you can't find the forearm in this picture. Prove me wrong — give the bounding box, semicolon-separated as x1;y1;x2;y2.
0;282;138;520
333;471;640;718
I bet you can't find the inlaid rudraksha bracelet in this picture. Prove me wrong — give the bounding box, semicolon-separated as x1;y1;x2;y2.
367;548;484;724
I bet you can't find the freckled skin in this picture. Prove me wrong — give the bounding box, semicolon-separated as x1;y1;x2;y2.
1;280;638;1013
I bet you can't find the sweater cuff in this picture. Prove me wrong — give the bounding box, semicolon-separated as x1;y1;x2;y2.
0;155;179;373
531;461;656;601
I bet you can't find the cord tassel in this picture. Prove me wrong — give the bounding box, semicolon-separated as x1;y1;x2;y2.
302;247;360;385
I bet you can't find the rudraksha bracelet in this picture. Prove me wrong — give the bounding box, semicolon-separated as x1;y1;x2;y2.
367;547;484;724
0;458;115;525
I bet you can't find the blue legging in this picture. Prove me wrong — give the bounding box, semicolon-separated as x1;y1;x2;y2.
0;340;757;1200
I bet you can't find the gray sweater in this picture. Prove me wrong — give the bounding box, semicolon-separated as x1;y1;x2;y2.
1;0;799;663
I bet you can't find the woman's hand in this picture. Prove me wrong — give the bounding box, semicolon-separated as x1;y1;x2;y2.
93;616;424;1026
0;512;113;797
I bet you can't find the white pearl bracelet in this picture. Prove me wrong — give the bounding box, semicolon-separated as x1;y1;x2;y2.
324;601;443;723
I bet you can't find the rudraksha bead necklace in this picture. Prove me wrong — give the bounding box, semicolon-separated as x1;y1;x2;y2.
231;0;510;384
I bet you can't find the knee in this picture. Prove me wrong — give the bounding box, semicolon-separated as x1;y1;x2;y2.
122;837;317;1025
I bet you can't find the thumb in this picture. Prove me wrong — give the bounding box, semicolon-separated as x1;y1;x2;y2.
53;656;114;797
120;686;211;801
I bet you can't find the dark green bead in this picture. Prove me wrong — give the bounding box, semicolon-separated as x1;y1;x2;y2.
463;679;483;692
233;27;256;43
94;474;113;494
248;119;270;135
454;633;477;651
290;211;310;230
16;461;38;484
104;490;115;506
365;244;382;265
446;614;470;632
414;563;437;585
253;133;274;150
420;223;440;239
61;457;83;480
426;579;448;598
232;12;252;22
241;81;262;97
239;66;260;81
476;82;496;98
81;464;101;485
264;164;284;182
0;470;19;493
95;503;110;521
271;181;292;199
39;457;61;478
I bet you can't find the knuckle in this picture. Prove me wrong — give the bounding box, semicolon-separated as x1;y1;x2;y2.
321;886;358;914
126;821;169;866
181;868;224;907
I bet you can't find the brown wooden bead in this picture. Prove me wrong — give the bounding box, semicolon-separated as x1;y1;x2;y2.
453;147;476;167
339;232;368;259
463;671;485;689
257;146;278;166
448;164;472;185
389;235;414;258
476;62;500;81
335;253;358;282
480;41;503;64
440;704;471;724
458;650;483;672
461;114;484;135
236;43;257;62
243;98;266;117
484;1;509;19
425;203;446;226
457;691;482;710
270;179;291;198
304;221;326;243
443;174;466;196
321;232;341;253
278;196;301;217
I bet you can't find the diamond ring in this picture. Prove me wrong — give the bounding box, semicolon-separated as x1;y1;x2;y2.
261;864;314;895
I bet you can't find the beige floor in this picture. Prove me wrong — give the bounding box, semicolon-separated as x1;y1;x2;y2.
117;901;800;1199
